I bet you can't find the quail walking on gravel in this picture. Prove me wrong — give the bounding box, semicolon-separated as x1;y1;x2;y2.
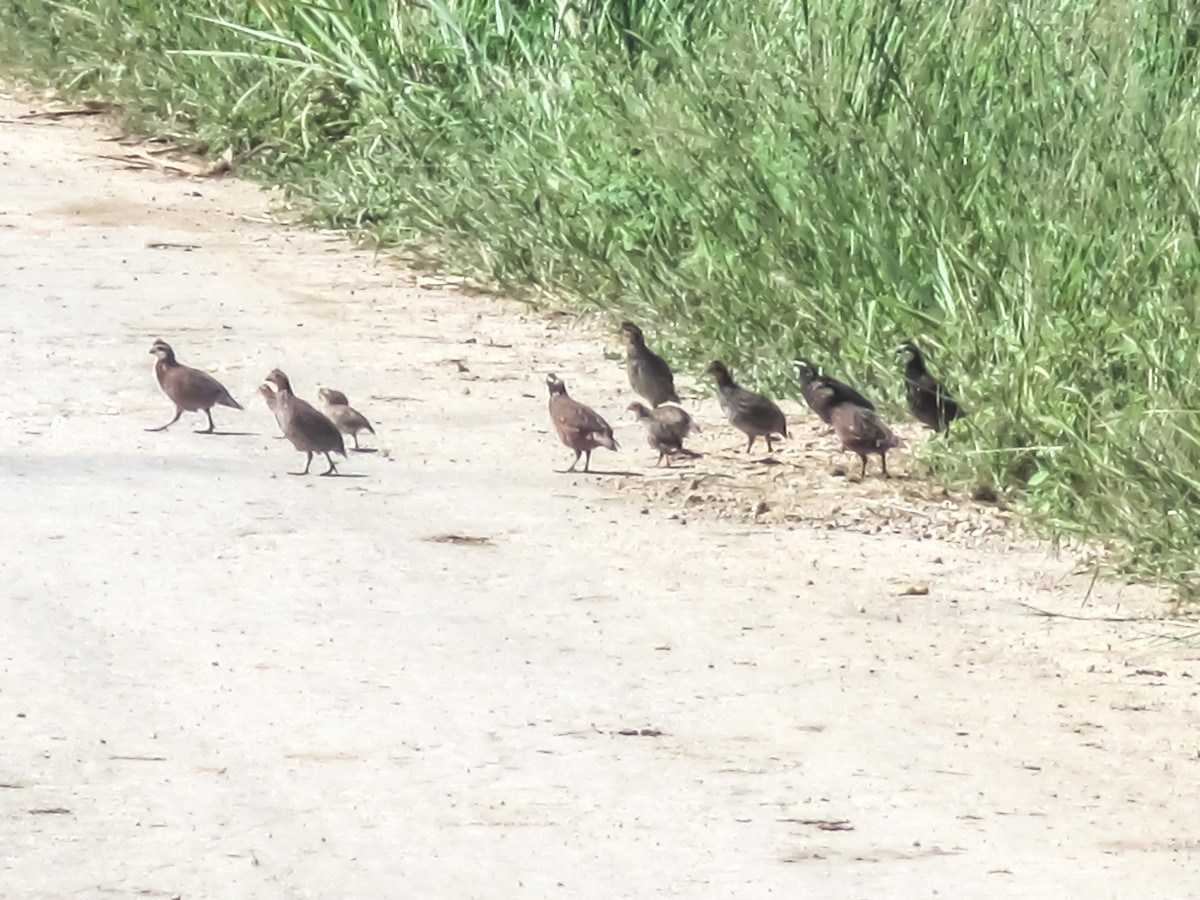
621;322;679;407
628;401;698;467
264;369;347;476
318;387;376;451
830;403;904;479
705;361;788;453
546;374;619;473
146;339;242;434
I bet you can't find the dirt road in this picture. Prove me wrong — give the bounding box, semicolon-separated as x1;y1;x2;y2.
2;91;1199;899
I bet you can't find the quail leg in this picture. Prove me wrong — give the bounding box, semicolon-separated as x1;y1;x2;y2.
582;449;592;473
320;452;338;476
880;452;890;478
195;408;216;434
147;407;184;432
565;450;582;473
290;451;314;476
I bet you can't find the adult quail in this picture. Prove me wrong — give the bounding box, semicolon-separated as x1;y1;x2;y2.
146;338;242;433
792;358;875;425
627;401;698;467
318;387;376;451
829;403;904;479
620;322;680;407
897;341;966;433
264;369;347;476
705;360;788;453
546;374;619;473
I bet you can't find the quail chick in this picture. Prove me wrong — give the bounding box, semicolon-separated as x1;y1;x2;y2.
264;369;347;476
830;403;904;479
621;322;680;407
147;339;242;433
546;374;619;473
318;387;376;451
628;401;698;467
897;341;966;434
792;358;875;425
705;361;788;453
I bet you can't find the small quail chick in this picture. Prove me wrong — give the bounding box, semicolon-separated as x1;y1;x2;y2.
147;339;242;433
829;403;904;479
264;369;347;476
792;358;875;425
621;322;680;407
318;387;376;451
628;402;698;467
705;360;788;453
897;341;966;434
546;374;619;473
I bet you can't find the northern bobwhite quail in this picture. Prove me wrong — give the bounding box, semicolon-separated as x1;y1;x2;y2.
147;339;242;434
705;360;788;453
829;403;904;479
627;401;698;467
318;387;376;451
264;369;347;476
897;341;966;434
792;358;875;425
620;322;679;407
546;374;619;473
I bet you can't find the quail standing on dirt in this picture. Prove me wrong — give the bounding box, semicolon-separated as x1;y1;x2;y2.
621;322;680;407
705;361;788;453
627;401;698;467
829;403;904;479
546;374;619;473
792;358;875;425
318;387;376;451
897;341;966;434
264;369;347;476
146;338;242;434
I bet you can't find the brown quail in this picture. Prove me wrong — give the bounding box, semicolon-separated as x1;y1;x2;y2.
792;358;875;425
147;339;242;433
546;374;618;473
830;403;904;478
627;401;698;467
705;361;788;453
620;322;679;407
318;387;376;451
897;341;966;434
264;369;347;476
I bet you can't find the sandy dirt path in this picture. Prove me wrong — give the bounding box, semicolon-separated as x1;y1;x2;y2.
2;92;1199;899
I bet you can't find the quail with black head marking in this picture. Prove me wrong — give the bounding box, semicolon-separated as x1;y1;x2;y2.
546;374;619;473
628;401;698;467
620;322;679;407
705;360;788;453
147;339;242;434
264;369;347;476
792;358;875;425
897;341;966;434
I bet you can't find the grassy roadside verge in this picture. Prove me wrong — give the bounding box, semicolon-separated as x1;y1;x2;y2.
4;0;1200;594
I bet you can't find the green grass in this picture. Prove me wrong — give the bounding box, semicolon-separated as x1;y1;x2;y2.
4;0;1200;594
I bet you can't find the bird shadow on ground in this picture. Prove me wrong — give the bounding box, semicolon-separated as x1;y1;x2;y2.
351;448;379;454
558;468;645;477
200;430;259;437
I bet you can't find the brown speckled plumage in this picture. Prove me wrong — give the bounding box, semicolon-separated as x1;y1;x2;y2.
265;369;346;476
546;374;618;473
705;361;788;453
147;339;241;434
